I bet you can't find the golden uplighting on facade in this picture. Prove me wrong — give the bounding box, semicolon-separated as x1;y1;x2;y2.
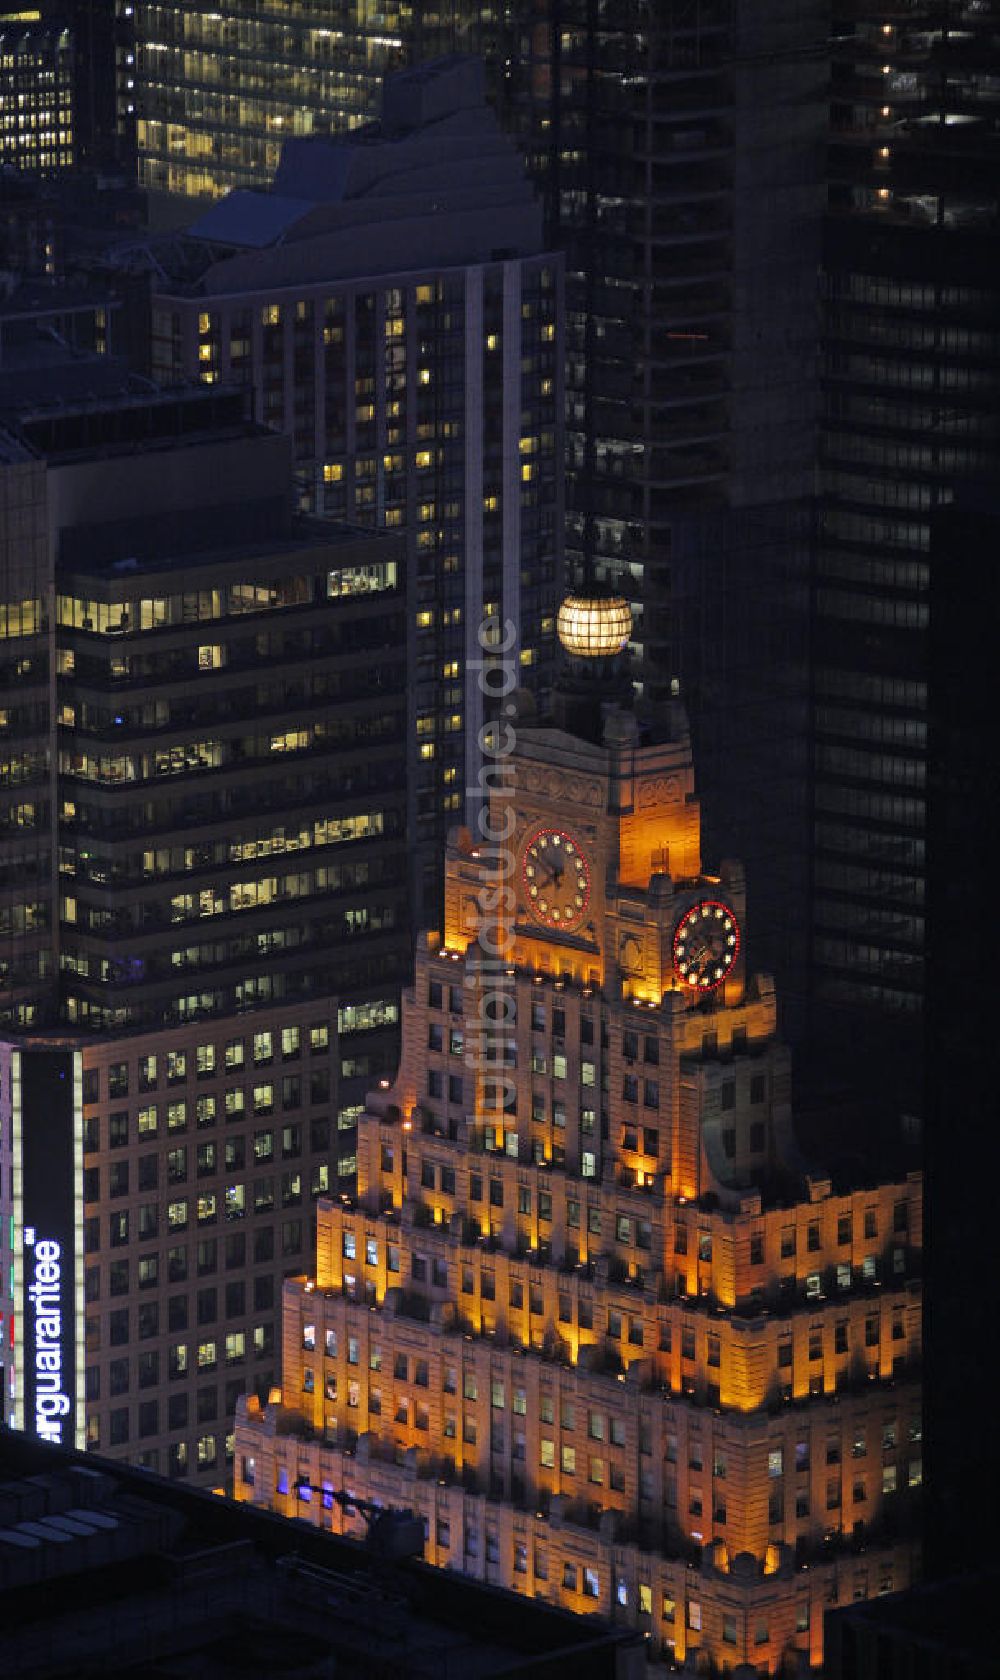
235;657;923;1674
556;594;632;657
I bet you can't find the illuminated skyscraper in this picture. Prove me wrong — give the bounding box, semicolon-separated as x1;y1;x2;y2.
0;381;412;1482
0;2;127;173
0;18;76;172
236;599;922;1671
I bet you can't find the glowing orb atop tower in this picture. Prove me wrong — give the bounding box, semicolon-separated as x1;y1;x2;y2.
556;593;632;658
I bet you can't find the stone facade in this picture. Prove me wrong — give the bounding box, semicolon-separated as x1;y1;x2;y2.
235;687;921;1671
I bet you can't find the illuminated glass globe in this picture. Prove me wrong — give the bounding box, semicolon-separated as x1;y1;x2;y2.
556;594;632;658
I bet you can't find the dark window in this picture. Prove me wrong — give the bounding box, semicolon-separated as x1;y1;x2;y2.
138;1303;159;1339
137;1351;159;1388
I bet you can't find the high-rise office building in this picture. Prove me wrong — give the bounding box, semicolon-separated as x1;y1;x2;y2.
485;2;826;1030
810;1;1000;1101
0;2;128;173
0;16;76;172
130;1;824;1032
236;599;922;1672
0;384;409;1034
141;58;563;923
0;381;413;1482
127;1;501;200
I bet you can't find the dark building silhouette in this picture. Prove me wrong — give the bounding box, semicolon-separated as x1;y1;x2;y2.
496;6;827;1045
923;493;1000;1579
825;1568;997;1680
808;0;1000;1107
0;1430;643;1678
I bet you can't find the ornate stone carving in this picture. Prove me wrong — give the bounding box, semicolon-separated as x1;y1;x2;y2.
619;934;643;977
638;775;681;809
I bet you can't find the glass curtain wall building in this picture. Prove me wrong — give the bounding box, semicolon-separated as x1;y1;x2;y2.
125;0;502;198
491;1;825;1026
0;19;75;172
812;0;1000;1100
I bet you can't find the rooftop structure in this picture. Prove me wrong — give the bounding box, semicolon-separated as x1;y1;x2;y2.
825;1567;997;1680
0;1430;642;1678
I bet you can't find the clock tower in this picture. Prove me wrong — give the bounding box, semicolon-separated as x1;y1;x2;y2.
237;595;923;1673
442;596;767;1205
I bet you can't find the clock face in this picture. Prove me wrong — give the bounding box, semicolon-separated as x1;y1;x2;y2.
672;900;740;992
521;828;591;930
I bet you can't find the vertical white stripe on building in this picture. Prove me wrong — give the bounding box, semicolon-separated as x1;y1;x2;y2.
464;267;485;817
501;262;522;662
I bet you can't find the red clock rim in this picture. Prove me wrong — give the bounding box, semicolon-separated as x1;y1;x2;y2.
522;828;592;927
671;898;740;992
